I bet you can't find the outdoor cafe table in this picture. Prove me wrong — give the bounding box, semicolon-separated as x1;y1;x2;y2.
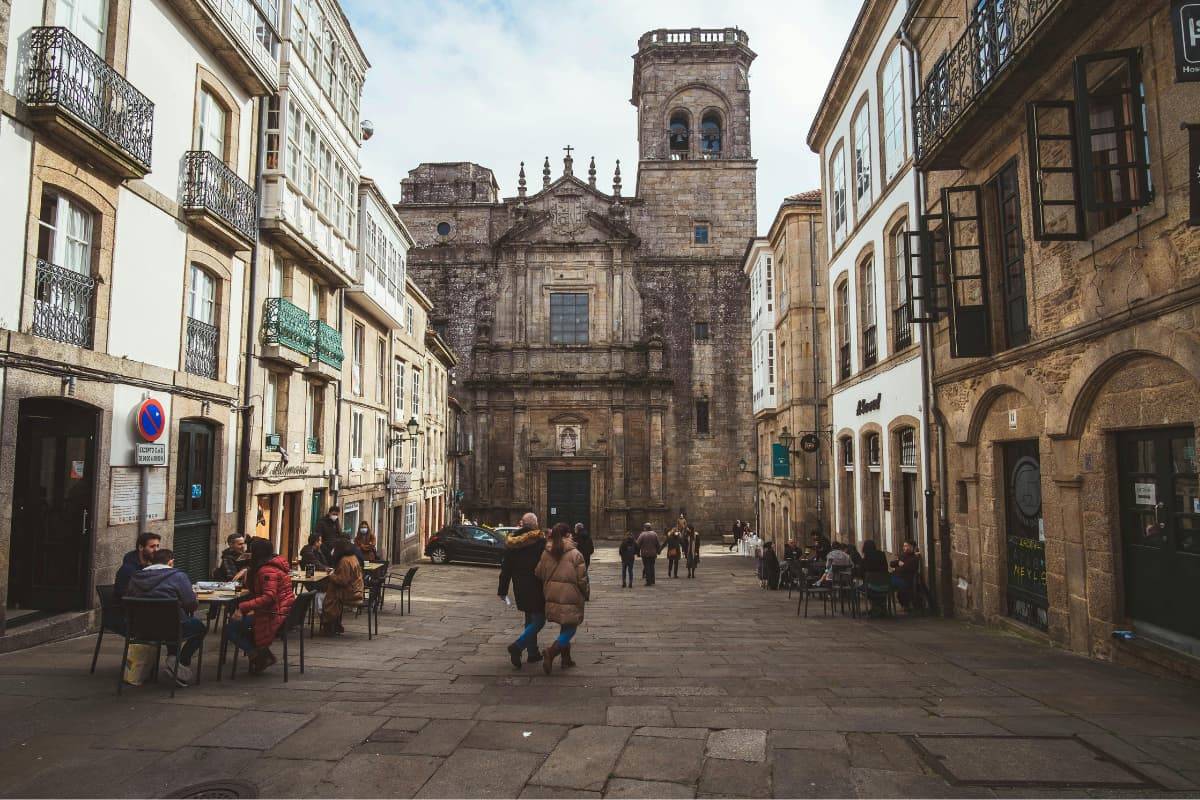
194;588;246;681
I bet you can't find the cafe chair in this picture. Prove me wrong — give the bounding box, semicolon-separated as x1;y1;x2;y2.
384;567;418;616
364;580;384;640
279;591;316;682
91;584;123;674
117;598;204;698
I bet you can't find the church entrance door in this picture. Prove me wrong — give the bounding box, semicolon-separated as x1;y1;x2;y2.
547;470;590;533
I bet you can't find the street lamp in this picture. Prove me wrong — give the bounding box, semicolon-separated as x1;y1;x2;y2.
738;457;748;473
778;426;796;453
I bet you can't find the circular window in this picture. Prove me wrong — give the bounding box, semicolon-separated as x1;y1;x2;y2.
436;222;451;237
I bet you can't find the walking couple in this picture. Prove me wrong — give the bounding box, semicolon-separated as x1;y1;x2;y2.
498;512;590;674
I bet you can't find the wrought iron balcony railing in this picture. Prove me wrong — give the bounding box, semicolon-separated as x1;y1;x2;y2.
894;304;913;350
862;325;878;368
184;316;220;379
32;259;96;348
262;297;312;354
182;150;257;243
913;0;1061;164
310;319;344;369
23;26;154;172
305;436;319;454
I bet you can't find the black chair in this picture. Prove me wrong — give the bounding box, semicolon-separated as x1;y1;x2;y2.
364;580;383;640
91;584;124;674
117;598;204;698
384;567;418;616
280;591;316;682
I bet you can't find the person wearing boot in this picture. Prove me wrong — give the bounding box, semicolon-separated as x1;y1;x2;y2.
684;526;701;578
535;523;589;674
664;517;686;578
226;538;295;674
618;531;638;588
498;512;547;669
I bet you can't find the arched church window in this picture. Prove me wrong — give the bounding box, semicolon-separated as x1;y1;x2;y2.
668;111;690;160
701;111;722;158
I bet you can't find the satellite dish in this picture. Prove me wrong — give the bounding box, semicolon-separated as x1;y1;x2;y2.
361;119;375;141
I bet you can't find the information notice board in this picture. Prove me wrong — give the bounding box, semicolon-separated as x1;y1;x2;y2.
109;467;166;525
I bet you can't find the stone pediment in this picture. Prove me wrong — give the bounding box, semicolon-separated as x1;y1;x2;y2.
497;189;639;247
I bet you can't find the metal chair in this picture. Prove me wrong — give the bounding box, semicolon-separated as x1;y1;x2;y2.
385;566;418;616
91;584;123;674
279;591;316;682
117;598;204;698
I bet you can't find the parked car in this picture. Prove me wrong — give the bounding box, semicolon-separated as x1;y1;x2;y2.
425;525;507;565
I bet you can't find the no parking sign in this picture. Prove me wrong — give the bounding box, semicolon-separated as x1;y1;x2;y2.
135;398;166;442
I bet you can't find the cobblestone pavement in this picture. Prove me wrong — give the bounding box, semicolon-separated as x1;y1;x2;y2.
2;546;1200;798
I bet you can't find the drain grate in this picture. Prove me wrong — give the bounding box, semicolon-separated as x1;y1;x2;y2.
166;780;259;799
905;735;1162;789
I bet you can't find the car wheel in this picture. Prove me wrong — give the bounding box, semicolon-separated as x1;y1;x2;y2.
429;546;448;564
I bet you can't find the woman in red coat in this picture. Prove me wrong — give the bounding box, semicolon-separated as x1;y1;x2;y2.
226;538;296;673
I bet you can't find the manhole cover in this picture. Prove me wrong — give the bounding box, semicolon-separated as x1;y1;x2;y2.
166;780;259;799
905;735;1161;789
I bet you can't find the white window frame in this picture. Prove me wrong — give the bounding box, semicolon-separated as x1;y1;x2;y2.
881;46;908;184
351;321;364;396
350;409;364;461
404;501;417;539
830;144;847;246
853;102;873;213
38;192;94;274
196;87;227;159
188;264;216;325
56;0;108;55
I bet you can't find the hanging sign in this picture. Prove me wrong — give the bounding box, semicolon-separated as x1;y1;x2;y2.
799;433;820;453
1187;124;1200;226
1172;1;1200;82
771;443;791;478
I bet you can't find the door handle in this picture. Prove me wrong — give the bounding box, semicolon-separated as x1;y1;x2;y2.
1154;502;1166;530
81;508;89;537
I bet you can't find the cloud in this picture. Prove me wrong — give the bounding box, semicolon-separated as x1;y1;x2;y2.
343;0;855;231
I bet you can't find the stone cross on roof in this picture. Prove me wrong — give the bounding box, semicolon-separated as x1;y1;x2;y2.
562;145;574;177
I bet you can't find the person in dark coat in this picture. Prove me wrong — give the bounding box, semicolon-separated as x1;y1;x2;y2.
126;548;204;686
573;523;595;568
664;518;686;578
860;540;891;617
762;542;781;590
315;507;342;560
114;532;161;600
618;531;638;588
300;533;328;569
212;533;249;582
499;512;548;669
890;540;921;610
636;523;661;586
729;519;743;551
684;527;701;578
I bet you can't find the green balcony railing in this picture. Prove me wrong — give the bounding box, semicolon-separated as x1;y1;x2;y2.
310;319;344;369
262;297;312;354
305;436;319;454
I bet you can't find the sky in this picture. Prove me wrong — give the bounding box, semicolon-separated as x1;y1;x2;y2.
341;0;858;233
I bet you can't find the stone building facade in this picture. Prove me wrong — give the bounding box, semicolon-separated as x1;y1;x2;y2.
395;29;758;538
906;0;1200;673
745;194;831;546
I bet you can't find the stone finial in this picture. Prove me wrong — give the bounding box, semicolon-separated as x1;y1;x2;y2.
517;161;527;198
563;145;574;177
588;156;596;188
543;157;551;188
612;159;622;198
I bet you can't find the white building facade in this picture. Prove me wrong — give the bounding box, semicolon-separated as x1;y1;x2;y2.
0;0;274;644
746;238;776;419
807;0;931;560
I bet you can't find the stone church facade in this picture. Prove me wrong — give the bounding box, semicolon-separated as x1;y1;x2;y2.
395;29;758;538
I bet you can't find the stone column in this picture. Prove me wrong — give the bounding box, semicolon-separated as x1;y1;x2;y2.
650;405;664;503
474;407;489;502
611;403;626;503
512;405;528;504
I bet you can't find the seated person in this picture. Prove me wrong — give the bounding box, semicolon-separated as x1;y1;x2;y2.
354;523;380;562
783;539;802;561
300;533;328;570
212;533;249;583
860;540;892;617
226;538;295;674
762;542;781;590
817;542;853;585
125;548;205;686
115;532;162;600
321;539;364;636
890;540;921;610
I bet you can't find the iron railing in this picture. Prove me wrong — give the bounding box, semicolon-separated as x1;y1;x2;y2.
23;26;154;172
839;342;851;381
310;319;344;369
894;304;913;350
184;316;220;379
32;259;95;348
862;325;878;368
182;150;257;243
262;297;312;354
913;0;1061;163
305;436;319;454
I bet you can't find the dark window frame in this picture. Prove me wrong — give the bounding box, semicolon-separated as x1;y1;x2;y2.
549;292;589;345
694;321;710;341
943;185;992;359
695;398;710;435
989;159;1030;348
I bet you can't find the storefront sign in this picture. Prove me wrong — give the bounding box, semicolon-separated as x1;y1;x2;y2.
771;443;790;478
1172;1;1200;82
387;471;412;491
799;433;820;453
255;461;310;478
1187;124;1200;226
855;393;882;416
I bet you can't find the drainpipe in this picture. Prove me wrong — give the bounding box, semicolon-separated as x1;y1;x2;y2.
332;288;344;507
809;211;826;538
236;96;267;536
898;23;944;614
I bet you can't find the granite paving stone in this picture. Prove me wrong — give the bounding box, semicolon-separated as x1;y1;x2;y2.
192;710;313;750
699;758;771;796
267;713;384;761
603;778;696;798
415;747;544;798
614;735;705;784
532;725;632;791
402;718;478;757
705;728;767;761
461;721;571;754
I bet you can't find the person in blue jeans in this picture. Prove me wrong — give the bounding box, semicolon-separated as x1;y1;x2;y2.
125;548;205;687
535;523;590;674
498;513;548;669
618;531;638;588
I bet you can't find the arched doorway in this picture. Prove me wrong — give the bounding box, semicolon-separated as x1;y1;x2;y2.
174;420;217;581
9;398;99;613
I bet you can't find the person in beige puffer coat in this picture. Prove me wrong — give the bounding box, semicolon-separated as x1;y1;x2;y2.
534;522;589;675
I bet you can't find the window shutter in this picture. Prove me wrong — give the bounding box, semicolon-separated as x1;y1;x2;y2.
1026;100;1085;241
1074;49;1151;212
942;185;992;358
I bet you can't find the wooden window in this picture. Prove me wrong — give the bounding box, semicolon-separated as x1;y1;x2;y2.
836;280;851;380
350;409;363;460
187;265;216;325
989;160;1030;348
693;223;710;245
56;0;108;56
196;88;227;159
859;256;877;368
943;186;991;358
37;191;93;274
375;337;386;404
1027;101;1085;241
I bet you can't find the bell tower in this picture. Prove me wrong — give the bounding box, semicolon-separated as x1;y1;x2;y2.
631;28;757;259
